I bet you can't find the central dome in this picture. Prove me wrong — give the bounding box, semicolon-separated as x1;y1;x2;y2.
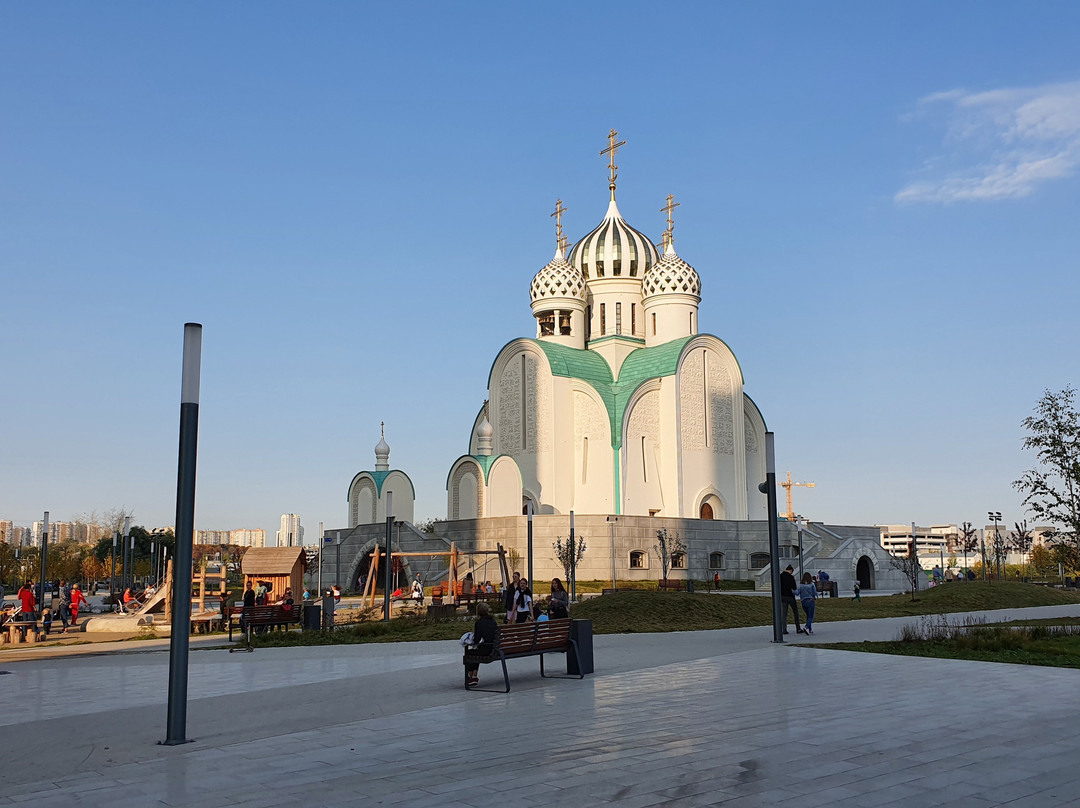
568;198;659;280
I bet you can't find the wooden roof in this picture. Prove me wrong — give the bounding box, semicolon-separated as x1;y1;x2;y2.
241;546;307;575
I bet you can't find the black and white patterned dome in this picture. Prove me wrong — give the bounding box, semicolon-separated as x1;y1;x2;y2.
530;248;586;303
642;243;702;299
568;199;659;280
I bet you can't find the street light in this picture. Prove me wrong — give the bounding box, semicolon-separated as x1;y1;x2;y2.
988;511;1003;581
607;516;618;592
795;516;804;578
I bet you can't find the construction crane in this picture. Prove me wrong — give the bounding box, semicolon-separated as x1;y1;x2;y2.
779;471;815;521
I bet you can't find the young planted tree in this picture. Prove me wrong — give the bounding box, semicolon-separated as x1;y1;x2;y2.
654;528;685;585
1009;520;1034;580
551;535;586;584
1014;386;1080;554
958;521;979;577
990;527;1009;581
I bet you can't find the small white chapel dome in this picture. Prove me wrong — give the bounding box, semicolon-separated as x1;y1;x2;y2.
530;248;585;303
642;243;702;300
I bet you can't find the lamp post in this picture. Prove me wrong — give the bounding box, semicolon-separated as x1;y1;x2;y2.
607;515;618;592
795;516;804;578
569;510;576;603
37;511;49;616
988;511;1002;581
758;432;784;643
526;500;534;587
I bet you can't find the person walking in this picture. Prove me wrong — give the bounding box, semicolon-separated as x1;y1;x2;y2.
69;584;88;626
713;572;721;591
548;578;569;619
780;565;803;634
852;580;862;602
503;571;521;623
513;578;533;623
55;579;71;633
797;572;818;634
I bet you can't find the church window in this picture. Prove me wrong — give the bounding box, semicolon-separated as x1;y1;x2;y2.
599;304;606;336
581;437;588;483
629;259;637;276
630;551;647;569
652;312;656;336
641;436;647;482
586;306;591;341
538;311;555;336
612;259;621;274
709;552;725;570
596;260;605;277
749;553;770;570
690;311;694;333
631;303;636;335
559;312;571;335
671;552;686;569
615;302;622;335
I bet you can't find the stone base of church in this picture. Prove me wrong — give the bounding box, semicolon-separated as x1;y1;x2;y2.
316;515;909;596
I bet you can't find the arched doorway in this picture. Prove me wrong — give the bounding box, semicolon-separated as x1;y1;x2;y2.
856;556;874;590
700;502;714;520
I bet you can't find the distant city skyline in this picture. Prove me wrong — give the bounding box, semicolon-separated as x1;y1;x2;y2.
2;5;1078;538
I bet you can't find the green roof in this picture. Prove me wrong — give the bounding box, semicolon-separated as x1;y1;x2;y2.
534;336;695;449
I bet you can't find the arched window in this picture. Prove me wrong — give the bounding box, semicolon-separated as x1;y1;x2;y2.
749;552;770;570
709;552;725;570
629;551;647;569
670;552;686;569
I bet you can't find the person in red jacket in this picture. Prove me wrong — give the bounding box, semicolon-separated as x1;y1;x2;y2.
17;581;36;620
69;584;89;625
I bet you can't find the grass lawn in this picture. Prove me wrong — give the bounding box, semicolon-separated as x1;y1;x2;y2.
818;635;1080;669
244;581;1080;648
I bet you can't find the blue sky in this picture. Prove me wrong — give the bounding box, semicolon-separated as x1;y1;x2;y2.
2;2;1078;540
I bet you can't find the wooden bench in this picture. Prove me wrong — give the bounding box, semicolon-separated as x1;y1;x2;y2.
658;579;685;591
815;581;838;598
228;605;302;640
462;618;583;693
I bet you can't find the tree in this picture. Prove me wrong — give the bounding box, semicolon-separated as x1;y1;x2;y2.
1029;543;1057;579
990;526;1009;581
552;534;586;585
653;528;685;585
888;546;921;601
957;521;979;575
1009;520;1034;580
1014;386;1080;552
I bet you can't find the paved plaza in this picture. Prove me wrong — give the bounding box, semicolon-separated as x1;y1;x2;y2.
3;605;1080;807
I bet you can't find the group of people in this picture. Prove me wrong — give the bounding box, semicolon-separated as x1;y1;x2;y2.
779;565;820;635
1;579;90;636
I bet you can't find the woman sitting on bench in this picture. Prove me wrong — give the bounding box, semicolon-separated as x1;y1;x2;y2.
465;602;497;687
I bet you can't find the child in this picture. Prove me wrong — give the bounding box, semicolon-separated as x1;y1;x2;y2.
852;580;861;603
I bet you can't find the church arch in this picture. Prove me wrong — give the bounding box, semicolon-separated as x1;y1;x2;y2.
622;380;663;516
695;488;727;521
855;555;876;590
348;537;414;597
447;458;484;520
487;456;523;517
349;475;378;527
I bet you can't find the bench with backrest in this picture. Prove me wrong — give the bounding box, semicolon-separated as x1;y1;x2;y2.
658;579;685;591
228;604;302;640
453;581;493;607
462;618;583;692
815;580;838;598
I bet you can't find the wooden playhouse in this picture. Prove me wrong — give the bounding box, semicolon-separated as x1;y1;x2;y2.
241;546;306;601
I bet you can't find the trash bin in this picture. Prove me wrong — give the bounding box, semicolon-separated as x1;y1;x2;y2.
321;595;335;630
567;619;594;676
302;601;321;630
686;579;695;594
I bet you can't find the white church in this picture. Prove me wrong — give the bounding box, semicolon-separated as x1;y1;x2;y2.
336;133;905;593
445;139;767;523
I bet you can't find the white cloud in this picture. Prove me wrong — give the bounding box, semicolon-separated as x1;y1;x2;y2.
896;80;1080;204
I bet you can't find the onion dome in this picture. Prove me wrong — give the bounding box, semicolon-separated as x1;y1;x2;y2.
530;246;585;303
642;242;702;299
475;414;494;456
568;198;660;279
374;423;390;471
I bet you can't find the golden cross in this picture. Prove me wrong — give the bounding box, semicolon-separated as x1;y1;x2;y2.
660;194;680;248
559;233;569;254
550;198;567;250
599;128;626;196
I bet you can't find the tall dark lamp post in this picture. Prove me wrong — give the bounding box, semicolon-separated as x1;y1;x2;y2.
110;533;117;601
988;511;1002;581
38;511;49;616
165;323;202;745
